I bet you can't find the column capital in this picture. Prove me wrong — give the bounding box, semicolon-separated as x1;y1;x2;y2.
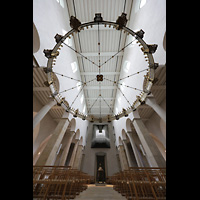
68;130;76;136
132;109;141;119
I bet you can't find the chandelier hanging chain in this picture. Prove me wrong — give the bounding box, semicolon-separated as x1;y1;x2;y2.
53;71;84;83
70;84;85;108
99;39;135;68
101;95;115;115
98;22;101;74
59;78;96;94
115;84;132;107
62;41;99;67
118;68;149;82
87;95;100;114
104;77;143;92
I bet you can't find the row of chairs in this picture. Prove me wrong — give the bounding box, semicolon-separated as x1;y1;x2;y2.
33;166;92;200
109;167;166;200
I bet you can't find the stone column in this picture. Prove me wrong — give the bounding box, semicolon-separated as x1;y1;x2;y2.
68;139;79;167
33;100;56;129
126;131;144;167
59;131;75;166
132;110;166;167
35;112;70;166
145;95;166;123
73;144;83;169
122;140;132;167
118;145;129;171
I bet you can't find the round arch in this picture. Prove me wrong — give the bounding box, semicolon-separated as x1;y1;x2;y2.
149;133;166;160
121;129;127;140
79;136;83;145
74;129;80;140
163;31;166;51
126;118;132;132
69;118;76;132
118;136;123;146
33;134;52;165
33;23;40;53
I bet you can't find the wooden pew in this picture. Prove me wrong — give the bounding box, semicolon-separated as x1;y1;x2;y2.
33;166;91;199
110;167;166;200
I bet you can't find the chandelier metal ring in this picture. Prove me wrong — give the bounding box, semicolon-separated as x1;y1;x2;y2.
44;13;158;122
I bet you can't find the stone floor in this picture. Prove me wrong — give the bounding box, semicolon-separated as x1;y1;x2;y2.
74;184;127;200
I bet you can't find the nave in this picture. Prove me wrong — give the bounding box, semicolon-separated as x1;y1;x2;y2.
33;166;166;200
74;184;126;200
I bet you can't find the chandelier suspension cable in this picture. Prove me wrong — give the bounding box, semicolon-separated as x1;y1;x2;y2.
101;95;115;115
62;41;99;67
118;68;149;82
99;82;102;118
98;22;101;74
70;84;85;108
87;95;100;114
53;71;84;83
59;78;96;94
116;84;132;107
99;38;135;68
104;77;143;92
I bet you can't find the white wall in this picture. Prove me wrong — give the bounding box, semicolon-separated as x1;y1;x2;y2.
33;0;89;149
113;0;166;152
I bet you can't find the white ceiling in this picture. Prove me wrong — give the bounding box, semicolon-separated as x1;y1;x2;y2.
65;0;134;117
33;0;166;122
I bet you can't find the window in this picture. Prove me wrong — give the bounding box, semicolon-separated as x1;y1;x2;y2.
123;61;130;73
139;0;146;9
80;94;84;104
62;29;72;47
56;0;64;8
71;62;77;73
96;130;105;138
76;82;81;91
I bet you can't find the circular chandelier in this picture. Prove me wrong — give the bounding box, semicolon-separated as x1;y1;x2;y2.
43;13;158;123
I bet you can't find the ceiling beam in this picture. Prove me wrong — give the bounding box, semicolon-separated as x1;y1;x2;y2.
77;51;123;57
81;72;120;76
151;85;166;90
84;85;117;90
33;87;50;92
85;97;115;100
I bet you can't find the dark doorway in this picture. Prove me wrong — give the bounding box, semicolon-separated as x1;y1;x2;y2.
96;155;106;183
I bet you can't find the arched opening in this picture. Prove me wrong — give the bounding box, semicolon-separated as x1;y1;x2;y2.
33;23;40;53
149;133;166;160
163;31;166;51
95;152;107;184
69;118;76;132
33;134;52;165
126;118;132;132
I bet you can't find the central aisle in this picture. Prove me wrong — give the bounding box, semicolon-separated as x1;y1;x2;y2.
74;184;127;200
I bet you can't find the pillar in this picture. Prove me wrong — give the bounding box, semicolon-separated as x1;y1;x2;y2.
73;144;83;169
122;140;132;167
118;145;129;171
59;131;75;166
126;131;144;167
68;139;79;167
33;100;56;129
145;95;166;123
35;112;69;166
132;110;166;167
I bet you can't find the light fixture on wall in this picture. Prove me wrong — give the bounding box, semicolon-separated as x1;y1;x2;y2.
43;13;157;122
